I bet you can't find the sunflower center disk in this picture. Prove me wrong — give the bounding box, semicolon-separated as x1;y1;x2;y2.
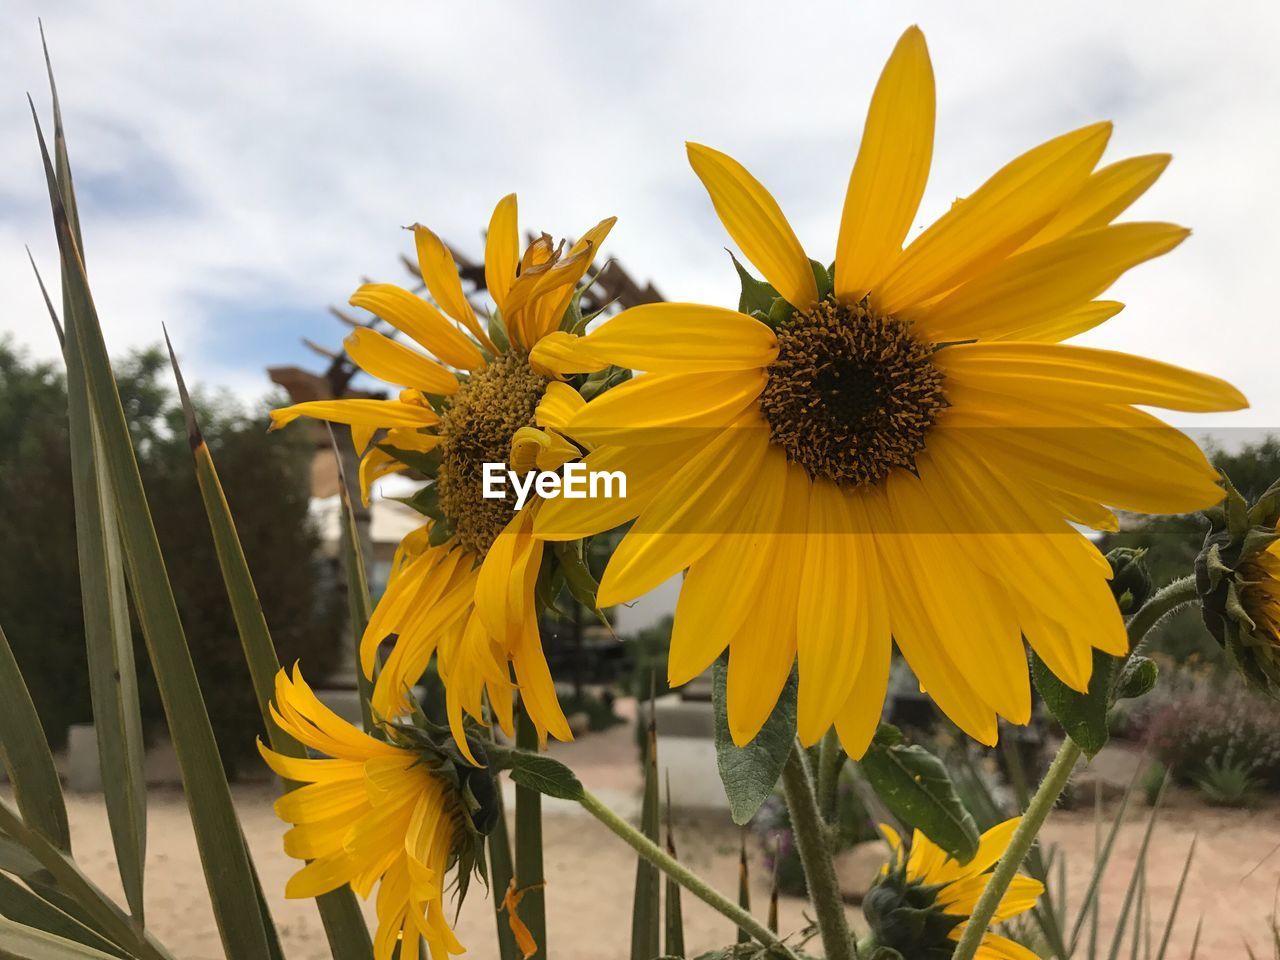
759;299;946;487
437;352;547;555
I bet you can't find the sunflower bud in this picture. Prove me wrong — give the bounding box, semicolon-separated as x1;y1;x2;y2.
1195;474;1280;699
862;857;965;960
1105;546;1152;612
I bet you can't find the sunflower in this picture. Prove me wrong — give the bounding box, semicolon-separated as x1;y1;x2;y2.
270;195;614;753
865;819;1043;960
260;667;497;960
531;26;1246;754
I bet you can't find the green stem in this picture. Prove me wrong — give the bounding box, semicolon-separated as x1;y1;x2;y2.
780;743;855;960
514;711;546;960
817;727;845;824
950;576;1200;960
1124;575;1198;660
576;789;799;959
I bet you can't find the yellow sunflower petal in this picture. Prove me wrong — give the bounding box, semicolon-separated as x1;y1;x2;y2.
344;328;460;395
411;223;496;352
535;380;586;431
988;298;1123;344
875;121;1112;314
567;369;767;447
270;398;439;433
668;446;790;686
527;330;609;379
1023;153;1172;250
935;341;1247;412
486;193;520;316
835;26;935;301
531;217;617;343
358;447;407;507
575;303;778;373
913;222;1187;342
687;142;818;310
597;416;771;606
350;283;485;371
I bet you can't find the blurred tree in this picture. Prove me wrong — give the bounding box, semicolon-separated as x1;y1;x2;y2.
0;339;345;775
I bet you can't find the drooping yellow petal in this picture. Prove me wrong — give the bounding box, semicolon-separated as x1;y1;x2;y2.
534;380;585;431
350;283;486;371
527;330;609;378
509;426;578;473
574;303;778;373
567;369;767;447
874;122;1112;314
411;223;497;353
835;26;935;301
1022;153;1172;250
270;398;440;433
358;447;408;506
344;328;460;395
687;142;818;310
486;193;520;316
912;222;1187;342
530;217;617;343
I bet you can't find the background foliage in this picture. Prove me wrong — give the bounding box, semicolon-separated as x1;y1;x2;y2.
0;338;345;772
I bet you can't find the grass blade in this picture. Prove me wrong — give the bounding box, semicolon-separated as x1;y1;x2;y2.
0;798;174;960
1069;763;1145;954
664;773;685;958
162;337;374;958
514;707;546;959
329;426;376;731
0;874;127;959
1106;778;1166;960
630;698;660;960
31;88;275;960
0;917;128;960
737;831;752;945
1153;836;1195;960
0;623;70;852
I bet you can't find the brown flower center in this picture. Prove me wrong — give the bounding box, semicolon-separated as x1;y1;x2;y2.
437;352;547;555
759;299;946;487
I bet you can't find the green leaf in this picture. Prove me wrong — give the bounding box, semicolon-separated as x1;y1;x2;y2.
631;702;660;960
0;917;124;960
858;724;980;863
731;251;779;319
712;658;798;825
0;623;71;853
508;752;585;802
164;342;373;958
394;482;442;520
0;874;127;959
1031;648;1122;758
663;774;685;959
32;90;276;959
551;540;606;621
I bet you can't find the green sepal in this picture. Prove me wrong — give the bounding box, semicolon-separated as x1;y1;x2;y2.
488;308;510;354
377;442;441;478
731;251;779;319
392;482;443;520
809;259;833;301
579;364;632;402
427;515;455;547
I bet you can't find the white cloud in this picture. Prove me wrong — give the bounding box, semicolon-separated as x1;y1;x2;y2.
1;0;1276;429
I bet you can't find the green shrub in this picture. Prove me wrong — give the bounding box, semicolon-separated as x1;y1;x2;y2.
0;341;345;774
1196;757;1259;807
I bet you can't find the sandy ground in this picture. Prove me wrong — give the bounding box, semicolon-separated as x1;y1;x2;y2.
6;717;1279;959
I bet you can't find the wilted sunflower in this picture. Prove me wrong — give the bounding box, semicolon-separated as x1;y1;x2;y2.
260;667;498;960
270;195;614;752
866;819;1043;960
532;26;1246;754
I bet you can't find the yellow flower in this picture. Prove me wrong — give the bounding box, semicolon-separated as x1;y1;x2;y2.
867;819;1043;960
270;195;614;753
1242;537;1280;654
260;667;475;960
533;26;1247;754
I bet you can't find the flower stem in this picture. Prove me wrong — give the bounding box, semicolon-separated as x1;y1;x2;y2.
576;788;800;959
949;575;1201;960
513;711;546;960
780;743;856;960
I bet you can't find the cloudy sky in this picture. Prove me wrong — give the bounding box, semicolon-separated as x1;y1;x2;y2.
2;1;1277;433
